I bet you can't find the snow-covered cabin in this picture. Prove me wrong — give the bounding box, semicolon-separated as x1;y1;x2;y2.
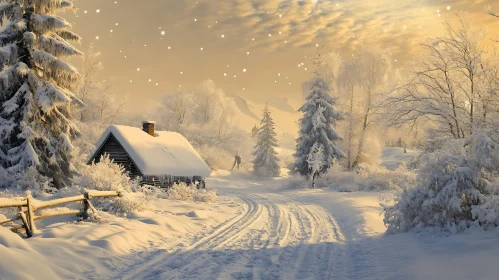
88;122;211;187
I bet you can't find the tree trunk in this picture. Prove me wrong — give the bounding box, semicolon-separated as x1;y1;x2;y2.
347;85;354;171
353;106;370;167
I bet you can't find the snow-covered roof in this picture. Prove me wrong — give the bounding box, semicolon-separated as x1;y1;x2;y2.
90;125;211;177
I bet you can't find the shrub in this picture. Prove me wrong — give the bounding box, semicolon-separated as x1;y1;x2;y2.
79;155;135;193
355;163;415;191
76;155;155;215
284;163;415;192
384;133;499;233
166;182;217;203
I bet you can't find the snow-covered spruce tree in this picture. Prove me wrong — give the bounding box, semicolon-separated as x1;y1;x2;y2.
0;1;82;189
252;105;280;177
292;54;345;177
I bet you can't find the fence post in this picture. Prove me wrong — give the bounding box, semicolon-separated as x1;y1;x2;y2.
26;191;37;234
82;191;90;220
82;190;97;220
19;210;32;238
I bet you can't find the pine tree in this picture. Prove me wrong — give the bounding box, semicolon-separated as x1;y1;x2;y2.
0;1;82;189
253;105;280;177
292;57;345;177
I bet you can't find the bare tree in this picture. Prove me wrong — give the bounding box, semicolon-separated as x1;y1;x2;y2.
93;80;126;130
159;91;196;130
352;46;392;167
488;6;499;18
195;95;214;125
75;45;126;142
441;18;487;130
389;45;465;138
388;17;493;139
77;44;103;122
193;81;218;125
338;60;359;170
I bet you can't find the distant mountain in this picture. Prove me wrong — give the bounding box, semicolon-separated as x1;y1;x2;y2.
266;96;296;113
229;94;300;136
228;94;259;120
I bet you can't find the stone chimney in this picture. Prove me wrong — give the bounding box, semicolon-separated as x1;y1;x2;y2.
142;121;156;136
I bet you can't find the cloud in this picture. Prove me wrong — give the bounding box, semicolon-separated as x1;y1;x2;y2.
179;0;499;59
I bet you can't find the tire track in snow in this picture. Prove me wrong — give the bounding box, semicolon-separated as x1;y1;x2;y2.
117;190;351;280
120;193;262;280
167;193;271;280
263;193;353;280
264;193;331;280
168;192;290;280
248;193;302;280
157;194;266;280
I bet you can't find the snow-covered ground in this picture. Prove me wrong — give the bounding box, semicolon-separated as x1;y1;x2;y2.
3;153;499;279
117;173;499;280
380;147;419;170
0;195;241;279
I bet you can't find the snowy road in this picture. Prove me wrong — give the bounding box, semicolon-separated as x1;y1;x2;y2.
119;190;353;280
67;175;499;280
99;171;420;280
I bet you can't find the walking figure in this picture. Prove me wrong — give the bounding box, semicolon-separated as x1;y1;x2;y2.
251;125;258;138
231;151;242;171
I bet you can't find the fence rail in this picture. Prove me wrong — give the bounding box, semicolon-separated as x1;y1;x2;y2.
0;189;122;238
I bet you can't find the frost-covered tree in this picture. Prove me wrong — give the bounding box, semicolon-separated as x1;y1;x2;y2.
158;90;196;130
253;105;280;178
154;80;246;171
313;47;392;170
307;142;325;188
0;1;82;189
292;53;345;177
351;47;392;167
71;44;125;161
488;7;499;21
337;60;359;170
388;17;494;139
75;44;124;129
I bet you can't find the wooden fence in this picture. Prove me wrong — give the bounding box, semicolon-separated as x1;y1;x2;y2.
0;189;122;238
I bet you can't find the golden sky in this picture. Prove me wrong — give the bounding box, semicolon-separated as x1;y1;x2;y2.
64;0;499;111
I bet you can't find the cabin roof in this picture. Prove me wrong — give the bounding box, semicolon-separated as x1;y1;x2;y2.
89;125;211;177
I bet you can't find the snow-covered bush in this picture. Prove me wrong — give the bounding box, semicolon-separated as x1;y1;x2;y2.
283;176;309;190
0;166;56;196
99;191;151;215
384;133;499;233
79;155;137;193
166;182;217;203
283;162;415;192
166;182;195;201
355;163;414;191
76;155;155;215
193;188;218;203
406;136;452;170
